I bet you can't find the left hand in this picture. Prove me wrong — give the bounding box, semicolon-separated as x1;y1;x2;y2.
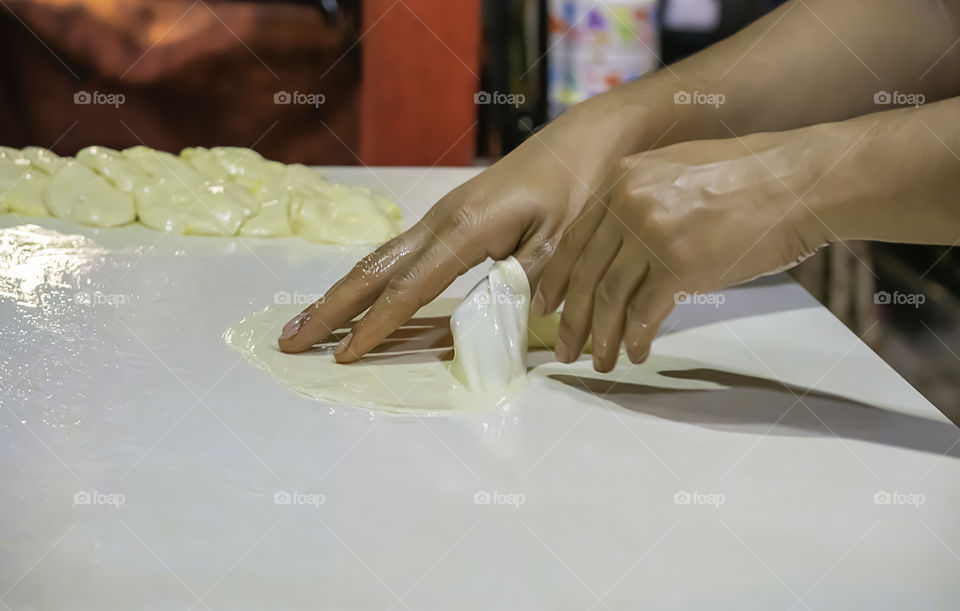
532;132;828;372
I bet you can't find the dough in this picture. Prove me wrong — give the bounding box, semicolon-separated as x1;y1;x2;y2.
290;182;403;245
0;148;49;217
44;160;136;227
225;296;600;414
182;147;295;237
226;299;487;414
227;259;586;414
239;189;292;237
0;144;403;244
450;257;530;394
0;148;19;213
182;146;287;191
124;146;258;236
76;146;151;193
20;146;65;175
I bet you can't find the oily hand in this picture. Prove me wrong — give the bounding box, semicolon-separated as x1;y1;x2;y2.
276;140;600;360
533;135;825;372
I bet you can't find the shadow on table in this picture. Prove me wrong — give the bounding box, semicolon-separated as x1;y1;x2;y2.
548;368;960;460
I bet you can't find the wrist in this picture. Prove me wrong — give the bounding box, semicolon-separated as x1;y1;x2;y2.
784;120;872;247
734;126;835;252
533;77;681;187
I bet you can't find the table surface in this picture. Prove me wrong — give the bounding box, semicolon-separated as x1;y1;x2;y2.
1;167;958;610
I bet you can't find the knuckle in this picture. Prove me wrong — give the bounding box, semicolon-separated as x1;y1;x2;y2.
625;302;644;323
568;263;592;292
595;276;624;308
447;209;477;235
386;268;432;310
637;201;671;237
352;253;381;279
352;237;404;278
386;268;417;295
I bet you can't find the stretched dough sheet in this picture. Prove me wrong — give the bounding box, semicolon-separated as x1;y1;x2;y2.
224;299;521;415
223;299;705;416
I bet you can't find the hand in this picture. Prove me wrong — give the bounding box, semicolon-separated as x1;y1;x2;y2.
276;126;628;359
533;132;826;372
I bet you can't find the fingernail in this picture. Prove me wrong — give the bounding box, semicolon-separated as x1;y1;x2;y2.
280;312;306;339
631;346;650;364
334;332;353;356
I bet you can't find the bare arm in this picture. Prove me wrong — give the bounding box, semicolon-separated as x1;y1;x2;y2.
535;96;960;370
279;0;960;362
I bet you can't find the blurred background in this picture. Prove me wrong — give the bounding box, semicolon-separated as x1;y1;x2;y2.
1;0;957;418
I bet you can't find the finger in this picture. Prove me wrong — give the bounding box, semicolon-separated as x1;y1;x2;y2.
623;274;676;364
531;195;607;316
590;250;649;373
554;221;622;363
511;226;554;287
277;224;430;353
334;229;489;363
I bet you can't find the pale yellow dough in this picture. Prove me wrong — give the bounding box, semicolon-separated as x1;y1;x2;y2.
20;146;65;175
183;147;295;237
226;257;579;415
225;299;569;414
44;160;136;227
290;182;402;245
0;144;403;244
0;148;50;217
124;146;258;235
77;146;151;193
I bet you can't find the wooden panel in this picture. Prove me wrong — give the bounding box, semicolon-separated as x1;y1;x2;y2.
360;0;481;166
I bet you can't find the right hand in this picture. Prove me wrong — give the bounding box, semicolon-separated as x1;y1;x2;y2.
276;136;610;359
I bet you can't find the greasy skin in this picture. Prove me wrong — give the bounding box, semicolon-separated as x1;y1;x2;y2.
280;0;960;371
534;132;823;371
276;95;666;358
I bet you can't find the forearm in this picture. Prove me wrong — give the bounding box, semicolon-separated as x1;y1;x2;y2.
554;0;960;153
799;96;960;246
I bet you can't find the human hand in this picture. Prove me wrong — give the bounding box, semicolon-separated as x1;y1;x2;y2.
533;132;827;372
276;126;626;359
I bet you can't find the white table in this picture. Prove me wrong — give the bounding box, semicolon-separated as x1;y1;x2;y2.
2;168;958;610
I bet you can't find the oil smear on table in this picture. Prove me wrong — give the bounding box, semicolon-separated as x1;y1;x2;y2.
225;257;570;415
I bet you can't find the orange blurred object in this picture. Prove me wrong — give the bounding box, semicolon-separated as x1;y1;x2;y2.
0;0;481;166
359;0;481;166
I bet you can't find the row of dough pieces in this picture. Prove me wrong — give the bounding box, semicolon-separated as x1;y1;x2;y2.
0;145;403;245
